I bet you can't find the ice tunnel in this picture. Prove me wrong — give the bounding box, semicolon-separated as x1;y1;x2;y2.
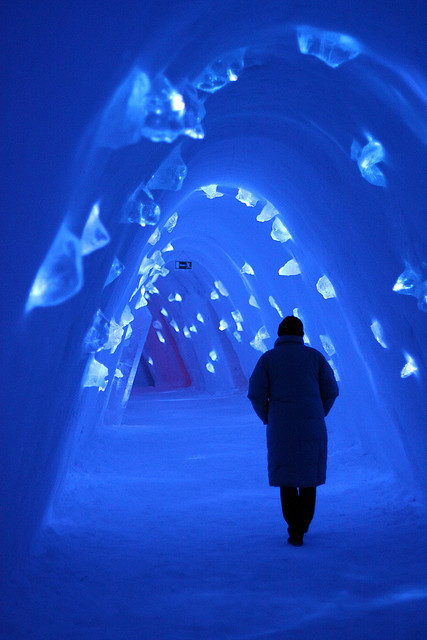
1;0;426;595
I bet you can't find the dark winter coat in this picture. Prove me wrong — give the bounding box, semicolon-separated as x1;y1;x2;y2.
248;335;339;487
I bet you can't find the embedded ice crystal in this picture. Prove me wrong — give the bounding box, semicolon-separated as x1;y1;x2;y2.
114;368;124;379
235;322;243;332
240;262;255;275
153;320;163;330
124;186;160;227
148;357;154;366
206;362;215;373
268;296;283;317
183;326;191;338
104;257;125;287
194;49;244;93
370;319;388;348
82;356;109;391
231;310;243;323
146;283;159;294
316;275;337;299
328;359;340;382
278;259;301;276
196;312;204;323
210;290;220;300
125;325;132;339
104;319;124;353
236;188;258;207
200;184;224;199
189;324;197;333
319;335;336;357
120;305;134;327
297;26;360;68
233;331;242;342
170;319;179;332
83;309;110;353
249;295;260;308
351;138;386;187
219;319;228;331
25;225;83;312
271;218;291;243
147;145;188;192
148;228;161;245
400;354;418;378
392;266;427;310
257;201;279;222
215;280;229;296
164;212;178;233
156;331;165;344
135;290;148;309
209;350;218;361
160;307;169;317
162;243;174;252
168;292;182;302
81;203;110;256
250;327;269;353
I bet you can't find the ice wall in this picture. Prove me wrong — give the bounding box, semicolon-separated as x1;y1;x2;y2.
1;0;426;583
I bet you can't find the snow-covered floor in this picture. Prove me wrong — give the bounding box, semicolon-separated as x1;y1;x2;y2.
2;392;426;639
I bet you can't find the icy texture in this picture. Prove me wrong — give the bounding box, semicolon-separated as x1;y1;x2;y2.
134;290;148;309
146;283;159;294
236;188;258;207
194;49;244;93
156;331;165;344
81;203;110;256
160;308;168;317
250;326;270;353
219;320;228;331
170;319;179;333
25;225;83;312
234;331;242;342
393;266;427;311
164;212;178;233
104;320;125;354
83;309;110;353
209;350;218;361
162;243;174;252
278;259;301;276
168;292;182;302
328;359;340;381
215;280;229;296
319;334;336;356
371;319;388;348
231;310;243;323
114;368;124;379
147;146;188;191
189;325;197;333
235;322;243;332
268;296;283;317
104;257;125;287
210;290;220;300
351;138;386;187
248;295;260;308
125;325;132;339
257;201;279;222
147;357;153;366
124;187;160;227
400;354;418;378
152;320;163;330
196;313;204;323
240;262;254;275
271;218;291;243
82;356;109;391
297;26;360;68
183;326;191;339
148;228;161;245
317;275;337;299
200;184;224;199
120;305;134;327
206;362;215;373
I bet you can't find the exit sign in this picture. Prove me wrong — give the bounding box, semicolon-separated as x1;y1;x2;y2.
175;260;192;270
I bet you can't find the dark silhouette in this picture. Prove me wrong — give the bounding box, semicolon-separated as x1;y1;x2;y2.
248;316;339;546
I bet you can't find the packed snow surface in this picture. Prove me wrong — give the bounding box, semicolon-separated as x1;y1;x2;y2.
2;393;426;639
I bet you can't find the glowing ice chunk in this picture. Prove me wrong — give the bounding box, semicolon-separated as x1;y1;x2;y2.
81;203;110;256
135;291;148;309
120;305;134;327
257;201;279;222
25;225;83;312
249;295;260;308
164;212;178;233
215;280;229;296
125;325;132;339
183;326;191;338
211;290;219;300
231;310;243;323
206;362;215;373
250;327;269;353
236;322;243;332
209;350;218;361
303;335;311;345
146;283;159;294
200;184;224;199
156;331;165;344
279;259;301;276
236;188;258;207
328;359;340;382
240;262;255;275
371;320;388;348
219;319;228;331
297;26;360;68
392;266;427;312
83;309;110;353
104;319;124;353
82;356;109;391
124;187;160;227
352;138;386;187
400;354;417;378
316;275;337;299
189;324;197;333
161;307;169;317
234;331;242;342
159;266;170;277
148;228;161;245
271;218;291;243
293;307;301;319
104;257;125;287
162;243;174;252
319;335;336;356
148;356;154;366
194;50;244;93
170;319;179;332
268;296;283;317
196;313;204;323
168;292;182;302
153;320;163;330
147;145;187;192
114;368;124;379
258;326;270;340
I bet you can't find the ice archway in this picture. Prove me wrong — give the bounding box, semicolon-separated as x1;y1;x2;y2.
1;0;426;581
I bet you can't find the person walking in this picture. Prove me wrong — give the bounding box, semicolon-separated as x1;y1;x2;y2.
248;315;339;546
